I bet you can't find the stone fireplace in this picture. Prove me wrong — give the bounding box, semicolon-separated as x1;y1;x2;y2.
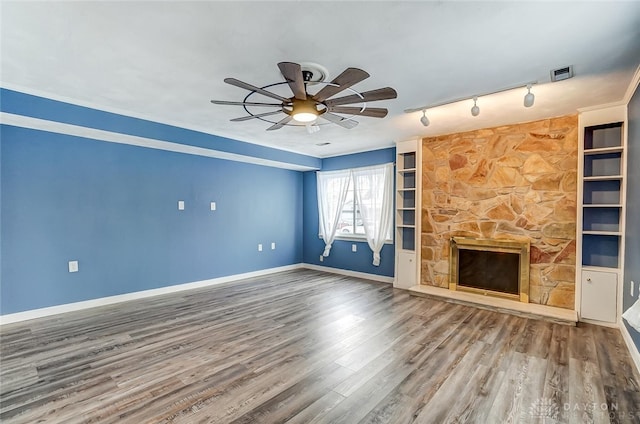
449;237;530;302
421;115;578;310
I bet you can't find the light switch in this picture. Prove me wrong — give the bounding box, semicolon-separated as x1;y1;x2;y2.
210;202;216;211
68;260;79;273
352;244;357;252
258;244;263;252
178;200;185;210
271;242;276;250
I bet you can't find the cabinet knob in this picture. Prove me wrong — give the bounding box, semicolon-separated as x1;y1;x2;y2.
587;278;592;282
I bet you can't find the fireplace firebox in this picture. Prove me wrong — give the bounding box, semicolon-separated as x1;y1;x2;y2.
449;237;530;302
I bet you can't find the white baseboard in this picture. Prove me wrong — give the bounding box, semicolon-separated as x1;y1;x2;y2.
0;264;303;325
302;263;394;284
619;320;640;375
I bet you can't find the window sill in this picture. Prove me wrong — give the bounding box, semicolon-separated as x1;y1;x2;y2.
321;235;393;245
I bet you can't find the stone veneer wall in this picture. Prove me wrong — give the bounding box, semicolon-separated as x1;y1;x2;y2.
421;115;578;309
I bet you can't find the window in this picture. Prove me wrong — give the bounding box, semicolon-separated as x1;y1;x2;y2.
336;181;365;238
317;163;394;266
335;179;392;241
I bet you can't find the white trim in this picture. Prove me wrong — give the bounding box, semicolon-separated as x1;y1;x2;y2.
623;64;640;105
0;112;319;171
0;264;303;325
302;263;394;284
0;82;320;159
579;317;619;328
620;320;640;375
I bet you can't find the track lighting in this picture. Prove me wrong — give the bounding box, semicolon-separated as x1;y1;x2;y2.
405;81;538;126
420;110;430;127
523;84;535;108
471;97;480;117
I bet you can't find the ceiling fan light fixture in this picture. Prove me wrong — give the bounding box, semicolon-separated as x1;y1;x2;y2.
291;99;318;123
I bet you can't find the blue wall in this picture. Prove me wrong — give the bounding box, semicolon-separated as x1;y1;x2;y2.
623;83;640;349
0;90;397;316
1;125;303;314
302;148;395;277
0;88;321;170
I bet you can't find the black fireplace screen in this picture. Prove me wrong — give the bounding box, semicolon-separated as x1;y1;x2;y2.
457;249;520;295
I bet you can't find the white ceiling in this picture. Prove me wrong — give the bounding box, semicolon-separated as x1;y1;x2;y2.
2;1;639;158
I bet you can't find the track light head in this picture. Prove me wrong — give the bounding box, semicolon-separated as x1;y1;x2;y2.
420;110;430;127
524;84;535;108
471;97;480;117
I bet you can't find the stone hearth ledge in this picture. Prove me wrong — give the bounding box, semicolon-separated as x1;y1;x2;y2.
407;284;577;326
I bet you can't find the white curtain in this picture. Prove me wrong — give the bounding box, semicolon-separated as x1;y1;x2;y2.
353;163;394;266
317;169;351;257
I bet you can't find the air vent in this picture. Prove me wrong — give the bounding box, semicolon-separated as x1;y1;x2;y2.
551;65;573;82
315;142;331;146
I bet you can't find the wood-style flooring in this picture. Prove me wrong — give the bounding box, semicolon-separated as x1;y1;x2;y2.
1;269;639;423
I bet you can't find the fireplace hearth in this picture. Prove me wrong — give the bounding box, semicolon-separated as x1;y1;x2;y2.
449;237;530;302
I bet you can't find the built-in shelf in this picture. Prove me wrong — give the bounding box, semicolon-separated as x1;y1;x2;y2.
583;175;623;181
582;204;622;208
583;231;622;236
584;146;624;155
395;140;420;289
578;114;626;326
580;121;624;270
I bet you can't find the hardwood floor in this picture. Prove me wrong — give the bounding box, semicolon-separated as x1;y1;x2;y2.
1;269;639;423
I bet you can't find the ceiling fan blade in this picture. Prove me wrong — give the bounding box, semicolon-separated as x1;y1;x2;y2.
320;112;359;129
224;78;289;102
230;110;284;122
278;62;306;101
312;68;370;102
266;115;293;131
324;87;398;107
210;100;283;107
328;106;388;118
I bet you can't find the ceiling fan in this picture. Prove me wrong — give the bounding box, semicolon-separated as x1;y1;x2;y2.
210;62;397;131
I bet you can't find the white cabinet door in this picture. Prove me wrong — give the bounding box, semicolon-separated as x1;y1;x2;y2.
581;270;617;323
395;251;417;289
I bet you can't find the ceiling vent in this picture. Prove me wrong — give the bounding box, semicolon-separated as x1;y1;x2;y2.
550;66;573;82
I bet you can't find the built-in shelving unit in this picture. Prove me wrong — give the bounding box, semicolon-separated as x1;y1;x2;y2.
394;139;421;289
577;106;627;324
581;122;624;270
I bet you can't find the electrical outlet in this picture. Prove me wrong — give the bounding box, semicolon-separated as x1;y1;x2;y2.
352;244;357;252
271;242;276;250
319;255;324;262
178;200;185;210
258;244;262;252
68;260;79;273
210;201;216;211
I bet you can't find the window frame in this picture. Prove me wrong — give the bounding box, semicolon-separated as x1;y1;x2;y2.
317;167;394;244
